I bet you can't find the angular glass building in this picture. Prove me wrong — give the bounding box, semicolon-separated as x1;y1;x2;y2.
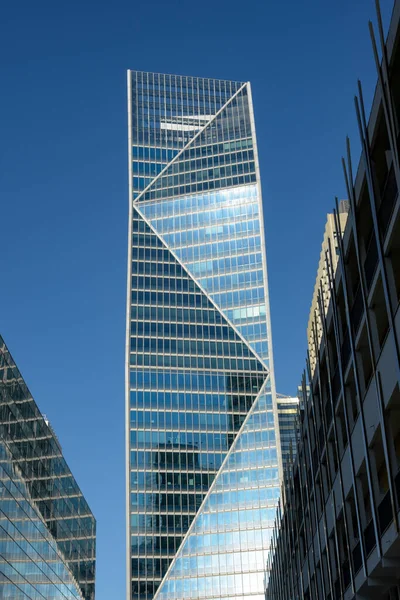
126;71;282;600
0;335;96;599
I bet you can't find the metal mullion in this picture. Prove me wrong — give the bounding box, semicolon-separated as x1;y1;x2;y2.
325;234;369;578
342;141;392;558
301;370;329;600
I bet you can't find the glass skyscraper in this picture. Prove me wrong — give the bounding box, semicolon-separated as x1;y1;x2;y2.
0;335;96;599
126;71;282;600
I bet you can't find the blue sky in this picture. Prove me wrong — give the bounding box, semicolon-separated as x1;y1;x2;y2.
0;0;393;598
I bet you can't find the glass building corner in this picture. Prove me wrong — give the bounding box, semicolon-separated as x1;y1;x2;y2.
0;335;96;599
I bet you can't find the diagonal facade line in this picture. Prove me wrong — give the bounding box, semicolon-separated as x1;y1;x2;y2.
132;82;248;204
152;373;271;600
133;203;270;374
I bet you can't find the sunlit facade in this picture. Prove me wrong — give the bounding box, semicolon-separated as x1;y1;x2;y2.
0;335;96;599
266;3;400;598
126;71;282;600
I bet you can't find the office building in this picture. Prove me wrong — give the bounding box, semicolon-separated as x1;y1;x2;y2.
307;208;349;378
0;335;96;599
126;71;282;600
266;2;400;598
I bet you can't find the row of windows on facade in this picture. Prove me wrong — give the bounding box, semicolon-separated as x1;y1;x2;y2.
130;485;280;511
131;98;228;113
130;391;258;412
130;468;279;492
132;113;247;134
149;205;260;235
130;430;275;452
131;271;263;297
131;535;183;556
139;173;257;200
132;78;238;93
130;512;275;540
131;96;233;113
132;138;252;162
132;547;267;576
133;72;239;85
130;471;213;490
131;252;262;285
130;320;265;341
149;217;260;245
130;447;277;469
132;83;237;97
132;506;277;527
134;284;265;314
129;370;265;392
131;288;265;316
130;410;246;432
129;338;259;363
132;159;255;187
132;152;254;178
132;220;260;247
134;240;262;268
131;133;205;149
152;227;259;257
138;183;257;218
139;258;263;285
131;526;272;553
130;407;259;426
148;155;255;180
129;353;266;372
132;136;198;150
131;235;259;261
129;304;264;327
132;219;261;248
188;289;265;314
131;339;249;363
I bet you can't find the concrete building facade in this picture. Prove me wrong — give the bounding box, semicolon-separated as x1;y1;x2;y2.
266;2;400;598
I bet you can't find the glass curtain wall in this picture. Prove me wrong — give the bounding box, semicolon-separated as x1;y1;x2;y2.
0;336;96;599
127;71;281;600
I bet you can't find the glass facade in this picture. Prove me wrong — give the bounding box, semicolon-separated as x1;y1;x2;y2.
0;336;96;599
127;71;281;600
